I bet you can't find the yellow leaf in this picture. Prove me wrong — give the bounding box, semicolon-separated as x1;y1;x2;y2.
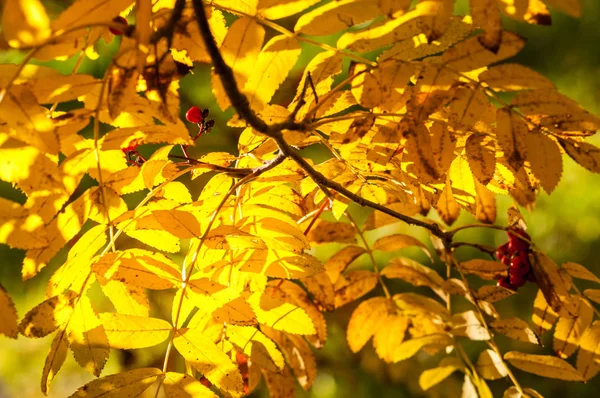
100;280;150;317
294;0;408;36
68;368;162;398
460;259;508;280
554;297;593;358
532;289;559;335
92;249;181;289
258;0;321;19
187;277;257;326
391;333;454;363
301;272;335;312
0;283;18;338
381;257;445;300
504;351;583;381
52;0;134;34
576;321;600;381
248;292;316;335
476;349;508;380
266;280;327;347
469;0;502;51
102;125;192;150
584;289;600;304
334;270;378;308
263;367;295;398
26;74;101;104
0;197;48;250
491;318;540;344
213;16;265;111
466;133;496;185
67;295;110;376
512;89;582;116
562;262;600;284
244;35;301;112
452;310;491;340
19;291;78;338
261;326;317;389
323;245;366;284
305;220;356;244
449;86;495;131
480;63;554;91
373;315;409;363
437;177;460;225
524;131;562;193
172;9;228;64
99;313;171;349
497;107;528;170
173;328;244;395
559;139;600;173
2;0;51;48
442;31;526;71
405;123;440;183
163;372;218;398
419;357;463;391
530;251;578;317
347;297;392;353
227;325;285;372
474;178;496;223
124;229;181;253
42;330;69;395
476;285;516;303
47;225;106;297
373;234;431;259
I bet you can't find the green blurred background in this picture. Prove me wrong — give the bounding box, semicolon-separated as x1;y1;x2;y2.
1;0;600;397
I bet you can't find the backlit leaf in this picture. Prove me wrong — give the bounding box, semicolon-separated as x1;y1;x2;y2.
68;368;162;398
99;313;172;349
504;351;583;381
0;283;18;338
347;297;391;353
476;349;508;380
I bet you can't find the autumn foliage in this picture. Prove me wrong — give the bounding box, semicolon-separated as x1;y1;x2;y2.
2;0;600;397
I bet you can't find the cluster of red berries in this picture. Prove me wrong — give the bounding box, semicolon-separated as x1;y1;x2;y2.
109;16;128;36
495;228;535;291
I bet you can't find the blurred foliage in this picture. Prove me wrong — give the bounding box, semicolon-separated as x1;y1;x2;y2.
1;0;600;397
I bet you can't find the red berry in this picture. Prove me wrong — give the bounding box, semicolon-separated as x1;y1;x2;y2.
501;254;512;267
109;16;128;35
186;106;204;124
495;242;509;261
510;272;526;288
497;277;515;291
510;254;531;276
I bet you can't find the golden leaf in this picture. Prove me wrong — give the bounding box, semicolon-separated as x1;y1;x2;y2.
212;16;264;111
347;297;392;353
99;313;172;349
163;372;218;398
68;368;162;398
173;328;244;395
227;325;285;372
525;131;562;193
452;310;491;340
479;63;554;91
532;289;559;335
497;107;528;170
248;292;316;335
553;297;593;358
474;178;497;223
476;349;508;380
504;351;583;381
41;330;68;395
391;333;454;363
559;139;600;173
476;285;516;303
373;315;409;363
381;257;445;300
334;270;379;308
2;0;51;48
460;259;508;280
0;283;18;339
576;321;600;381
499;0;551;25
437;177;461;225
419;357;464;391
465;133;496;185
258;0;322;20
491;318;540;344
305;220;356;244
530;251;578;317
373;234;431;259
100;280;150;317
562;262;600;284
19;291;78;338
